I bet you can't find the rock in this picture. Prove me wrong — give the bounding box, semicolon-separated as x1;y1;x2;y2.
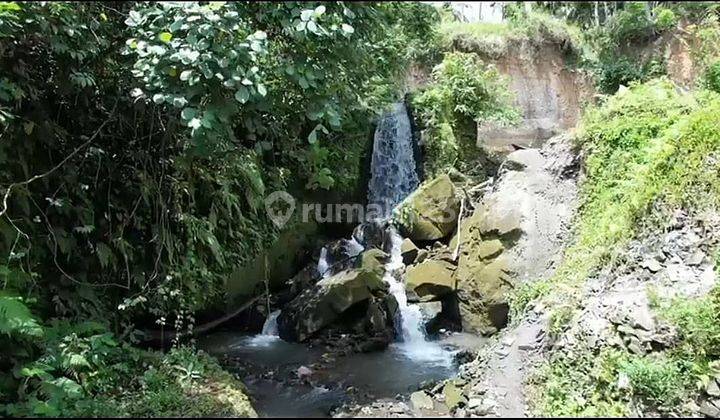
320;237;366;276
708;379;720;398
415;249;430;264
361;248;389;274
640;258;663;273
405;260;457;298
700;400;720;417
456;256;513;334
353;219;388;250
277;267;389;342
443;382;467;410
394;174;461;241
410;391;434;410
400;238;420;265
297;365;313;379
467;398;484;409
477;197;523;236
503;149;544;172
475;239;504;260
687;249;705;266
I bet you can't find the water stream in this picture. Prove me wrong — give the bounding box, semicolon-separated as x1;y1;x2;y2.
206;102;469;417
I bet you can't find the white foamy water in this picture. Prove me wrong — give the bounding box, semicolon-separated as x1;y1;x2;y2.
247;310;281;347
383;228;450;364
317;247;330;278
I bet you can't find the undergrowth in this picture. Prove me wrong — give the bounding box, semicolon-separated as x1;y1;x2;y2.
518;79;720;415
440;9;586;61
411;51;518;178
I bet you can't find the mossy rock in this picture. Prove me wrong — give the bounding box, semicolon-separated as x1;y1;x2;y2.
406;259;457;298
277;267;387;342
394;174;460;241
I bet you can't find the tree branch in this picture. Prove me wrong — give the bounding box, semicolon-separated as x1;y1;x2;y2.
0;101;119;218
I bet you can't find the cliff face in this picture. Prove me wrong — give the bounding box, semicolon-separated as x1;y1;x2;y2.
476;45;595;151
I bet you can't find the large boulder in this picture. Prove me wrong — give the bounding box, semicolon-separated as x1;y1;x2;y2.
405;260;456;299
277;266;390;342
394;174;460;242
400;238;420;265
449;135;580;335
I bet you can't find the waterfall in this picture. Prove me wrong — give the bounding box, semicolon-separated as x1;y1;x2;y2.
366;103;447;362
317;247;330;278
367;102;419;217
261;310;281;336
248;310;281;346
383;228;428;345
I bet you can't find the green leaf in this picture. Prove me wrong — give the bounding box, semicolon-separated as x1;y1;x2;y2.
308;129;317;144
234;86;249;103
341;24;354;34
0;294;44;337
300;10;313;22
152;93;165;104
257;84;267;97
158;32;173;43
180;70;193;81
181;107;197;121
188;118;202;129
314;5;326;16
96;243;113;268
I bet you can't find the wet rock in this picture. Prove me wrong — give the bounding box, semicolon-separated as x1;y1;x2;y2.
410;390;434;410
394;174;461;241
277;267;389;342
405;260;456;298
400;238;419;265
353;219;388;250
322;237;366;276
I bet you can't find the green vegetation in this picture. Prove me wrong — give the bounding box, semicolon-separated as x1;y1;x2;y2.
411;52;518;177
439;8;585;60
521;78;720;416
0;309;254;417
0;1;437;416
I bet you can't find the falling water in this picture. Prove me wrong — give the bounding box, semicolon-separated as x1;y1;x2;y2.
317;247;330;278
248;310;281;347
384;228;449;363
367;103;448;363
367;102;420;217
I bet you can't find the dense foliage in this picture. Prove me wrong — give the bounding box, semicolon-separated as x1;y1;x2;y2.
412;51;518;177
0;1;437;415
518;79;720;416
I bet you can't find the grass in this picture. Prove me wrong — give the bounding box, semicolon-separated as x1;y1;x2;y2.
520;79;720;416
439;10;587;60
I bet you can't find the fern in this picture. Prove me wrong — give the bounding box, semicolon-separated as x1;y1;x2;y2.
0;294;43;338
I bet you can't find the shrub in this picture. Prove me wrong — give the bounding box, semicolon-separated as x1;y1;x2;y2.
620;355;686;407
705;61;720;93
412;51;518;176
